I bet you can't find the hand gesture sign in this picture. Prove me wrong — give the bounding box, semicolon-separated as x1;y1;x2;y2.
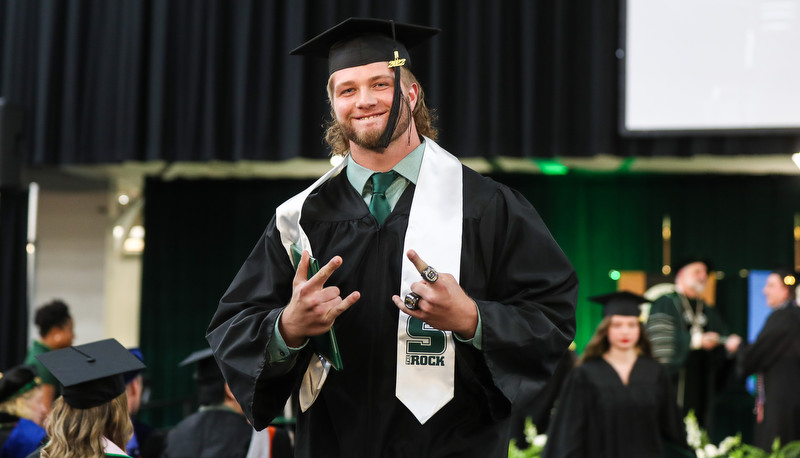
279;251;360;347
391;250;478;338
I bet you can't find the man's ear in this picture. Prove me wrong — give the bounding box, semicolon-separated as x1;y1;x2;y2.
223;382;236;401
407;82;419;112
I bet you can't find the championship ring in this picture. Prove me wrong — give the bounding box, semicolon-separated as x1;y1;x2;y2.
421;266;439;283
404;292;421;310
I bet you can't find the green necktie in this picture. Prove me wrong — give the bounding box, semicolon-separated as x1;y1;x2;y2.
368;171;397;226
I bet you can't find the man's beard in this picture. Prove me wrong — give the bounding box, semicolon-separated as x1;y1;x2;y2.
339;96;411;151
686;278;707;296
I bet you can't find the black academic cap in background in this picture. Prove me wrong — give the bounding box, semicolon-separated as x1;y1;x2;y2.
178;348;223;382
36;338;146;409
179;347;225;406
673;257;713;276
589;291;649;317
290;17;440;75
0;365;39;403
123;347;145;385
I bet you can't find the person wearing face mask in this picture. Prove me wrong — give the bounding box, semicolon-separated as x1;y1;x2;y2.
737;270;800;451
645;259;741;429
543;292;690;458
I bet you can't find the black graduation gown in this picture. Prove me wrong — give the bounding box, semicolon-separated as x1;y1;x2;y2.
207;165;578;458
739;303;800;450
161;409;253;458
543;357;690;458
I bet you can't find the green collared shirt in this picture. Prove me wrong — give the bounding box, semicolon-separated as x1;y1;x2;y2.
345;141;426;209
270;141;482;365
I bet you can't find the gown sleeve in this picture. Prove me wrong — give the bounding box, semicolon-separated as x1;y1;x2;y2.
206;219;311;430
469;184;578;418
542;365;587;458
646;295;690;371
738;308;797;376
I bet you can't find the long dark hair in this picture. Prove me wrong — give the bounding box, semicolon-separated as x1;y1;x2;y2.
580;316;653;363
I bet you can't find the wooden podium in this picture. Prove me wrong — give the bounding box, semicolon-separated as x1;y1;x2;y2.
618;271;717;305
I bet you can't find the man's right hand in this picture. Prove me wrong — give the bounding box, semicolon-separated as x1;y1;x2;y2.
700;331;720;350
278;250;360;347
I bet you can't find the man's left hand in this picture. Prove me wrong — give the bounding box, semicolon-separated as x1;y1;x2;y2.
391;249;479;338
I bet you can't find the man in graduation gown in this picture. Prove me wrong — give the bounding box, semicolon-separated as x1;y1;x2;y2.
162;349;272;458
207;17;577;458
645;259;741;429
738;271;800;450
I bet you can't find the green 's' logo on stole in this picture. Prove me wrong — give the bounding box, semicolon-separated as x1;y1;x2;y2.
405;317;447;366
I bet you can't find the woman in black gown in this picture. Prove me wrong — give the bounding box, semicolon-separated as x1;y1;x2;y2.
544;292;691;458
738;270;800;451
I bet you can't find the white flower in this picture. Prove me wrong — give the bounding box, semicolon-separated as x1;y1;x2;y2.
684;413;703;448
704;444;718;457
695;449;706;458
533;434;547;447
717;435;739;454
523;421;538;445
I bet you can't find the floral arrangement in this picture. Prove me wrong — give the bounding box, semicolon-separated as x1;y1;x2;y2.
508;412;800;458
684;410;800;458
508;417;546;458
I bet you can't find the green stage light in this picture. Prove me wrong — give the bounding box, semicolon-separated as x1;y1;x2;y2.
532;159;569;175
609;270;621;281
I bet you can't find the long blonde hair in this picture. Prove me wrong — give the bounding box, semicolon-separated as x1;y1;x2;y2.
42;393;132;458
0;386;44;424
325;66;438;157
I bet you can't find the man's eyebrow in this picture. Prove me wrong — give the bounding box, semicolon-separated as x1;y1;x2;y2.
333;74;394;91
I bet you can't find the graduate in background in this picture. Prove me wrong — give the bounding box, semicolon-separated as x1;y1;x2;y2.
22;300;75;412
162;348;292;458
0;365;47;458
122;348;153;458
738;270;800;451
32;338;145;458
544;292;691;458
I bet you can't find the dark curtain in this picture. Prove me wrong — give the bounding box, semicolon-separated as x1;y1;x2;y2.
140;172;799;430
139;177;314;427
0;187;28;370
1;0;798;165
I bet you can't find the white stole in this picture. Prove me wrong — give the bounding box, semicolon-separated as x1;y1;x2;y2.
275;138;462;422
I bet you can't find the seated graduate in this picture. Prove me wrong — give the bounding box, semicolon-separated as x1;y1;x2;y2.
0;365;47;458
161;348;255;458
543;292;691;458
122;348;154;458
32;338;146;458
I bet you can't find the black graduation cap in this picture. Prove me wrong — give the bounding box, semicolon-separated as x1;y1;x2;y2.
36;338;146;409
291;18;440;149
589;291;649;317
179;348;225;406
0;365;39;403
673;257;713;276
290;17;440;75
178;348;222;380
123;347;145;385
